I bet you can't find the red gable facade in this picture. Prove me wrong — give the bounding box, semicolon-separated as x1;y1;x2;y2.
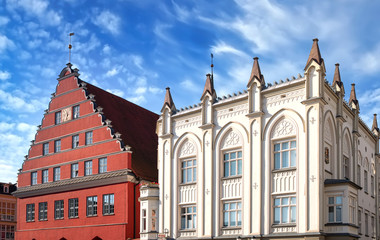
13;63;159;240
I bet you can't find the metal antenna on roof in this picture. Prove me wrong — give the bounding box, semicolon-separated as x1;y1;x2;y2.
211;53;214;80
68;33;75;63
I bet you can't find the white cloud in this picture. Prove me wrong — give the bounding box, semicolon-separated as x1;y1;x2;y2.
0;89;46;113
0;16;10;26
92;10;121;35
153;23;176;44
106;68;119;77
135;87;147;94
211;41;249;58
103;44;111;54
355;43;380;75
0;34;15;53
127;95;146;104
148;86;163;94
0;70;10;80
6;0;61;26
106;89;125;97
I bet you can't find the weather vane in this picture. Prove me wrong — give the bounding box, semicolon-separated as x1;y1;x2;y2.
68;32;74;63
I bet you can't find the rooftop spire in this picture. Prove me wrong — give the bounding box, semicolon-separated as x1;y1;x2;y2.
247;57;264;87
161;87;176;113
372;114;379;132
349;83;359;110
332;63;345;94
305;38;323;69
201;73;216;101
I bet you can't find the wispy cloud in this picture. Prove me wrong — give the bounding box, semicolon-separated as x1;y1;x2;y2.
0;70;10;80
211;41;249;58
0;34;15;53
92;10;121;35
0;16;10;26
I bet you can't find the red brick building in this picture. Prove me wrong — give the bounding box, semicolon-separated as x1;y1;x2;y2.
13;63;158;240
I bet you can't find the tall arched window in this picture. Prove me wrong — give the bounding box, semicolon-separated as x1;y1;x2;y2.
220;129;243;228
270;118;297;226
342;134;351;180
178;139;197;230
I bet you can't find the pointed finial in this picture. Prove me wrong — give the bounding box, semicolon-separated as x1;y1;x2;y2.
211;53;214;80
161;87;176;113
305;38;323;69
372;114;379;132
349;83;359;110
68;33;74;63
332;63;345;94
247;57;264;87
201;73;217;101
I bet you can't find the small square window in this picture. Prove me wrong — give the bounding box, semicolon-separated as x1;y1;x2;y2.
73;105;80;119
99;158;107;173
85;131;93;145
71;163;79;178
55;111;61;125
72;135;79;148
43;143;49;156
54;140;61;153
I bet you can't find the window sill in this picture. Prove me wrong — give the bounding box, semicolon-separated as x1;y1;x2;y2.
26;220;35;223
179;229;196;232
221;226;241;230
103;213;115;216
221;175;242;181
272;223;296;228
86;215;98;218
179;182;197;187
69;216;79;219
38;219;47;222
272;167;296;173
54;218;64;220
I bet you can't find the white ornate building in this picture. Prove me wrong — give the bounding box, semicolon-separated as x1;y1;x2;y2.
139;39;380;240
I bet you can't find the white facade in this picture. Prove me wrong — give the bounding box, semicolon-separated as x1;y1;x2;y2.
142;39;380;240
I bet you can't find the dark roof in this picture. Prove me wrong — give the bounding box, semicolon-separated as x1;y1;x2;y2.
247;57;264;86
0;182;17;195
305;38;323;69
201;73;216;101
85;82;159;181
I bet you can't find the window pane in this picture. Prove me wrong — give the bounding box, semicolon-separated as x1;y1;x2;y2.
182;169;186;183
230;203;236;210
237;210;242;226
290;206;296;222
282;151;289;168
274;199;280;206
274;207;280;224
187;168;192;182
230;152;236;159
224;153;229;161
223;212;228;226
181;216;186;229
230;211;236;226
237;151;242;158
290;150;296;167
336;196;342;204
282;206;289;223
282;142;289;150
290;141;296;148
291;197;296;205
274;153;281;169
274;144;280;151
237;160;242;175
224;162;229;177
193;166;196;181
281;197;289;205
336;206;342;222
328;197;334;204
328;206;334;222
224;203;229;211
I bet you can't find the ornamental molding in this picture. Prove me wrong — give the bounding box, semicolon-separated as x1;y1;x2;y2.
271;119;296;139
264;89;305;109
174;116;201;131
222;130;241;149
216;103;248;120
179;141;197;157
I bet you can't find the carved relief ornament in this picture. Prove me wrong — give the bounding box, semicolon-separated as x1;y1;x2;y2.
272;119;296;138
179;141;196;157
222;130;241;149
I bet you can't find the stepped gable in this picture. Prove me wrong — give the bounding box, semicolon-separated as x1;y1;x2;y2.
85;82;159;181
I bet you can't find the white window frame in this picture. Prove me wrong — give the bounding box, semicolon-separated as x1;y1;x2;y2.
273;139;296;170
328;195;342;223
69;198;79;218
273;196;296;224
222;201;241;227
72;134;79;148
181;158;196;184
223;150;242;177
71;163;79;178
42;169;48;183
85;131;93;145
54;139;61;153
54;167;60;181
99;157;107;173
181;205;197;229
73;105;80;119
85;160;92;176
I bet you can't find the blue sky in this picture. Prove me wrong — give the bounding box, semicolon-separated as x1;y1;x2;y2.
1;0;380;183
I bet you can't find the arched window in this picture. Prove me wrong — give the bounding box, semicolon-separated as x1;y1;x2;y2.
220;129;243;228
178;140;197;184
270;118;297;225
357;152;362;186
342;134;351;179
